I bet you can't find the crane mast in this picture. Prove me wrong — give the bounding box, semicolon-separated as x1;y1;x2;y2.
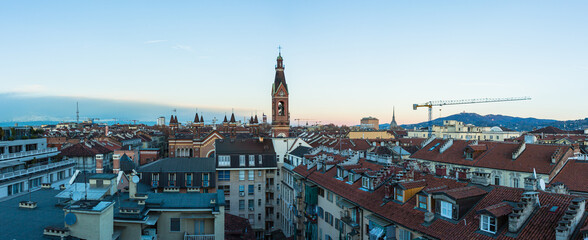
413;96;531;137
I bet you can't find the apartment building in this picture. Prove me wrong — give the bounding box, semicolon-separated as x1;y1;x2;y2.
0;138;74;199
408;120;521;141
215;138;278;239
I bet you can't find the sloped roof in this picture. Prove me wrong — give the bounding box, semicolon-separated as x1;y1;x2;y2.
138;157;216;173
550;160;588;193
411;139;572;175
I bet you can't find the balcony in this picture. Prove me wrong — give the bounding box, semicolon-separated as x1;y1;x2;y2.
265;185;274;192
0;147;59;161
0;159;75;181
184;233;214;240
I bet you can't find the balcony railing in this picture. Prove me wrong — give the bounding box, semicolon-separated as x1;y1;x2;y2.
184;233;214;240
0;159;75;181
0;147;59;161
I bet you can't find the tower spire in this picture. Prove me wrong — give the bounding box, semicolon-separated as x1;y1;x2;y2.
76;102;79;123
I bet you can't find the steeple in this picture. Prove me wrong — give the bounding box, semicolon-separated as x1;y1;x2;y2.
390;106;400;130
200;115;203;123
194;112;200;123
273;48;288;94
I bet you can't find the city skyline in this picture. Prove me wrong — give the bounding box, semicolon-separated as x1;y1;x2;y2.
1;1;588;125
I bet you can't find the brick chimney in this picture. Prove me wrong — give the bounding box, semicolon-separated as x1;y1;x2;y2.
556;198;586;240
95;154;104;173
508;192;539;232
112;154;121;174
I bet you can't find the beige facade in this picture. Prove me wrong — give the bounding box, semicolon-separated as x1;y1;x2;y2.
360;117;379;130
348;131;394;140
65;202;115;240
219;168;277;232
407;120;521;141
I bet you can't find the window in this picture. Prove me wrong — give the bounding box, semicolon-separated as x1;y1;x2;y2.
249;155;255;166
440;201;453;219
202;173;209;187
318;187;324;197
362;177;372;190
239;200;245;210
219;155;231;166
218;170;230;181
494;175;500;186
395;189;404;202
249;170;254;180
337;168;343;179
152;173;159;187
258;155;263;165
218;185;230;196
399;228;411;240
348;173;354;183
248;184;254;195
465;152;473;159
239;155;246;166
169;173;176;187
418;195;428;209
513;178;519;188
225;200;231;211
258;199;262;206
186;173;193;187
170;218;180;232
248;199;254;210
327;191;333;202
239;170;245;181
335;218;340;230
194;220;205;235
258;184;261;191
239;185;245;194
480;215;497;233
258;171;262;177
351;209;357;222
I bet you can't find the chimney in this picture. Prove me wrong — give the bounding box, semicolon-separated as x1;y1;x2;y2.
112;154;121;174
556;198;586;240
508;192;539;233
95;154;104;173
471;171;491;186
129;172;137;199
550;183;569;195
524;176;538;191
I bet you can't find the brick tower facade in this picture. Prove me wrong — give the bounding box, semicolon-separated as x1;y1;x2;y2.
271;52;290;137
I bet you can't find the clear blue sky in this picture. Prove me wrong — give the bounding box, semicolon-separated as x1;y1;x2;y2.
1;1;587;125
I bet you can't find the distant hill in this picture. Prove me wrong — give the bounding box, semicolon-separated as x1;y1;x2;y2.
393;113;588;132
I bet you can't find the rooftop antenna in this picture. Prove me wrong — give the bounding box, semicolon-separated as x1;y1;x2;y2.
76;102;79;123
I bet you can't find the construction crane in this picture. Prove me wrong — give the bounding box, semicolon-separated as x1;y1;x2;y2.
413;97;531;137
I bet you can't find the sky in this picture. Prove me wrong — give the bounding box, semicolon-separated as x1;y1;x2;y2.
1;1;587;126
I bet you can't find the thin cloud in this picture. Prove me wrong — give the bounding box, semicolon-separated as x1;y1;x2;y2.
173;44;193;52
144;40;168;44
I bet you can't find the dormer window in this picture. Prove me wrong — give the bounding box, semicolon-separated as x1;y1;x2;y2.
361;177;373;190
337;168;344;179
347;173;354;184
440;200;453;219
395;189;404;202
480;215;497;233
418;195;428;209
465;151;473;159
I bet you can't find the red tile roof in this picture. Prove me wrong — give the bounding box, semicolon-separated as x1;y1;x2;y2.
293;158;579;240
411;139;573;175
550;160;588;193
476;202;513;218
436;186;487;200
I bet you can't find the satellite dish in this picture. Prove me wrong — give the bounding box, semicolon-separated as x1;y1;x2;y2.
72;192;82;201
132;175;140;184
65;212;77;225
539;179;546;191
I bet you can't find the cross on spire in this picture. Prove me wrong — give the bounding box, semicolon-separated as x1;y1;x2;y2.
278;45;282;56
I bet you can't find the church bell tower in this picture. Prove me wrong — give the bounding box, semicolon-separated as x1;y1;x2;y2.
271;49;290;137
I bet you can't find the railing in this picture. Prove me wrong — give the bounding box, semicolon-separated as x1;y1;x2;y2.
184;232;214;240
0;147;59;161
571;154;588;161
0;159;75;181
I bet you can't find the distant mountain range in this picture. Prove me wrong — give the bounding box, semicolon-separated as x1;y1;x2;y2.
382;113;588;132
0;120;157;127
